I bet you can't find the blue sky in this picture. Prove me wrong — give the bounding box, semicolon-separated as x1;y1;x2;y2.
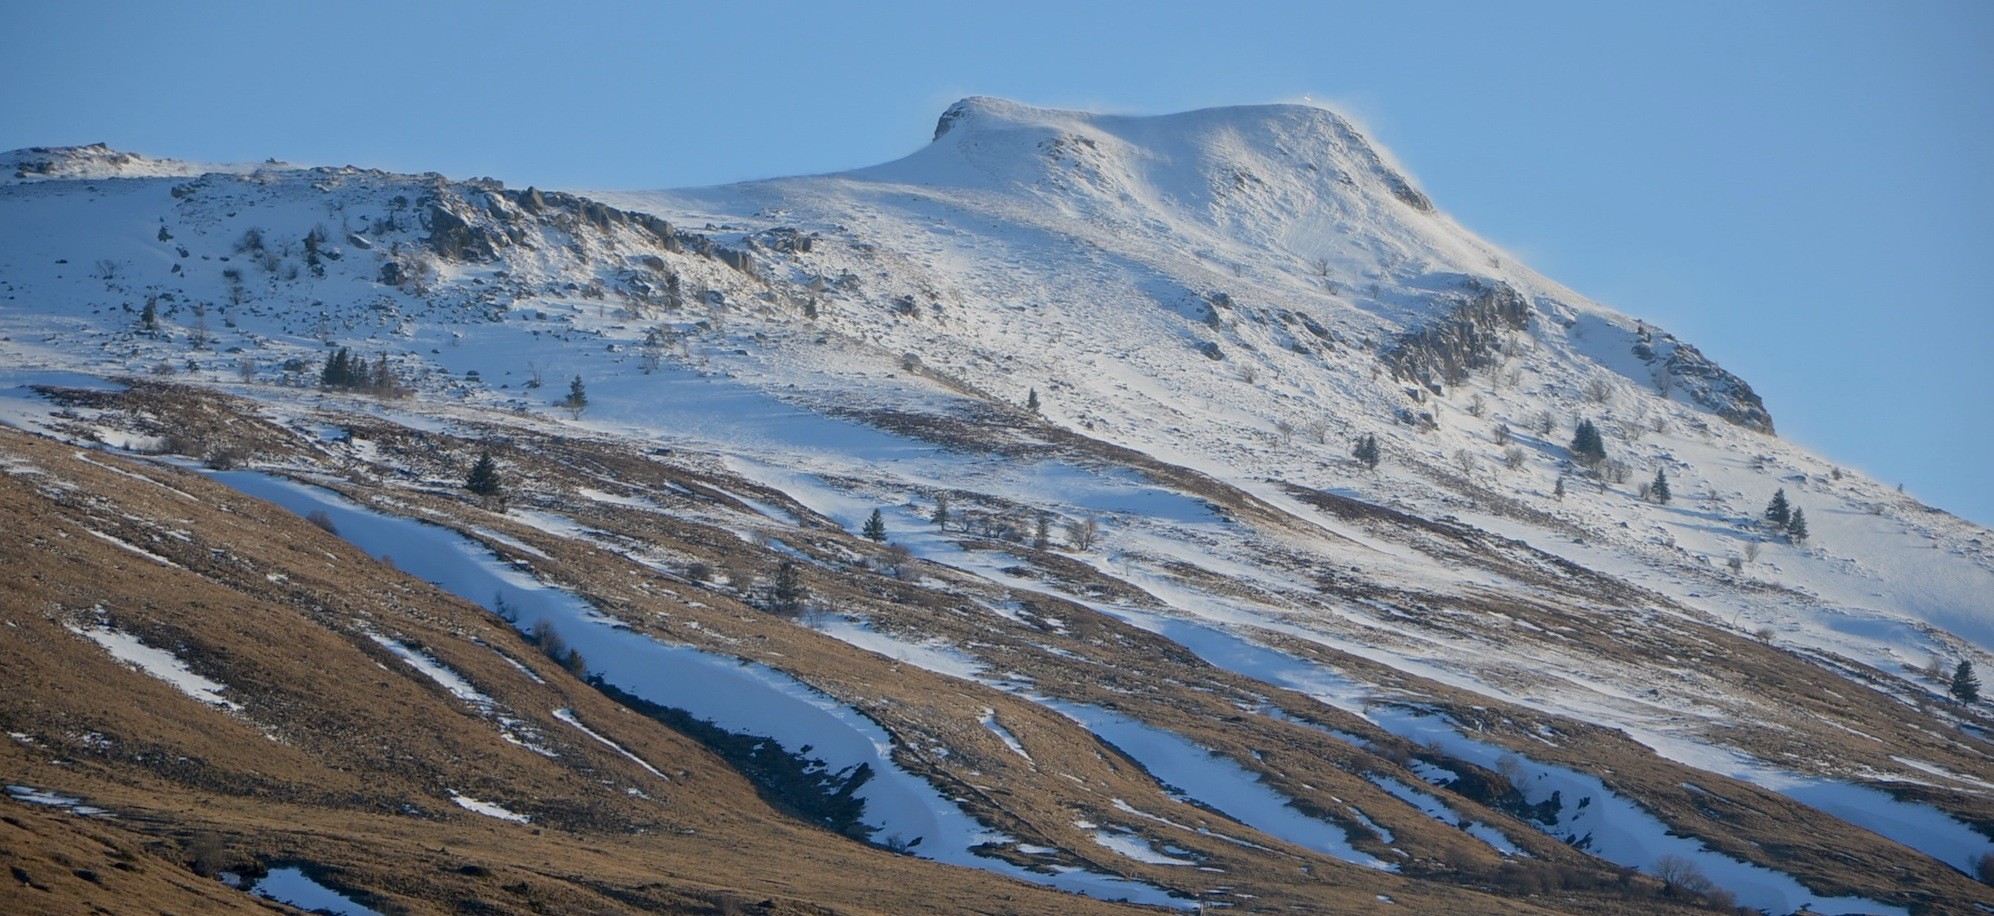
4;1;1990;524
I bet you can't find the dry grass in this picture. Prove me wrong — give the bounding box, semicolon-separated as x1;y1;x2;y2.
11;382;1991;913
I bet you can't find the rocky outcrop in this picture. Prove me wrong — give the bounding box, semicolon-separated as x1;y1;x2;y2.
412;182;714;263
1649;335;1774;433
1382;281;1531;393
1381;170;1433;212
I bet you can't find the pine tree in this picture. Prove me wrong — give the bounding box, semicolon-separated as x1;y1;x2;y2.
1570;419;1606;468
560;375;588;418
1026;388;1040;413
1033;511;1051;550
1786;507;1809;543
369;354;397;396
303;226;326;278
1651;468;1671;504
771;560;805;616
1553;475;1567;500
931;493;950;530
1353;433;1380;469
862;508;888;543
140;298;158;334
1765;489;1791;528
1951;660;1981;704
321;347;354;388
465;450;504;508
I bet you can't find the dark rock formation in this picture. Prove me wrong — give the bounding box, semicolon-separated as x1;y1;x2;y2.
1657;337;1774;433
1382;282;1531;393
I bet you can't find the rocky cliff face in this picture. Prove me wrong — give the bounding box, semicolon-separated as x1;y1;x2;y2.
1383;280;1532;393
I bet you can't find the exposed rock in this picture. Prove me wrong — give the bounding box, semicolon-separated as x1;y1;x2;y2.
1382;171;1432;212
933;101;974;141
1659;337;1774;433
1382;281;1530;393
714;246;757;277
421;194;501;262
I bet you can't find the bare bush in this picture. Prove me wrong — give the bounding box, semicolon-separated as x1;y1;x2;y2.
1503;446;1525;470
1066;517;1101;551
304;509;338;535
1583;376;1614;404
1652;854;1715;897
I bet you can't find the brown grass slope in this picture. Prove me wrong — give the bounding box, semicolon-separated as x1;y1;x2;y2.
0;426;1180;915
12;380;1993;913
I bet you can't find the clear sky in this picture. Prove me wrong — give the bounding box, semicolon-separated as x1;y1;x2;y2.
4;1;1991;525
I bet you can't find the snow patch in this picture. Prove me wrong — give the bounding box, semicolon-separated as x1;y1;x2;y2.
450;792;530;823
69;621;241;711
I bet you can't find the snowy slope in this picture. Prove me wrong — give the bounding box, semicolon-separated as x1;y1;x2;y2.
3;99;1992;911
592;97;1991;672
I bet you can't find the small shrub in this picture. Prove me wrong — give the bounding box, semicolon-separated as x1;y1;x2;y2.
304;509;338;535
1652;854;1714;897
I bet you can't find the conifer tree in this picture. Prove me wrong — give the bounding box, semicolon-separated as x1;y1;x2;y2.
1026;388;1040;413
1765;489;1792;528
1786;507;1809;543
931;493;950;530
321;347;355;388
1033;511;1051;550
1570;419;1606;468
465;449;505;509
862;508;888;543
1353;433;1380;470
140;298;158;335
1651;468;1671;504
369;354;400;397
1553;475;1567;501
560;375;588;418
1952;660;1981;704
771;560;805;616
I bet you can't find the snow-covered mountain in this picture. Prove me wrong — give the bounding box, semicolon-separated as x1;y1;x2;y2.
3;99;1990;914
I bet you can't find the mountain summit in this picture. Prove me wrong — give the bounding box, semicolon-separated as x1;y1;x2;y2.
920;95;1434;215
610;97;1771;434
